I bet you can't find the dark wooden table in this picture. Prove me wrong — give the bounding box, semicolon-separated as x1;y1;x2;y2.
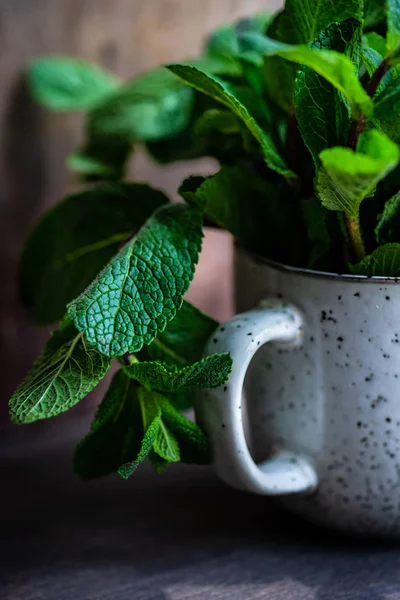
2;410;400;600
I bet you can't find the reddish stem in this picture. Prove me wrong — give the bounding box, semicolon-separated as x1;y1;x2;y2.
344;57;390;261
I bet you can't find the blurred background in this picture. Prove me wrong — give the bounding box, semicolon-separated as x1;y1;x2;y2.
0;0;282;423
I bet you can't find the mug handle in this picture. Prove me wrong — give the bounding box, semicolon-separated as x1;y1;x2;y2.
196;299;318;496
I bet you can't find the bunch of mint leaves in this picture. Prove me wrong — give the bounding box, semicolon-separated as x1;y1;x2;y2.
10;0;400;479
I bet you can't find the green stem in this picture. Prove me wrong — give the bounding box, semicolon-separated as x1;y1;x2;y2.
344;213;366;262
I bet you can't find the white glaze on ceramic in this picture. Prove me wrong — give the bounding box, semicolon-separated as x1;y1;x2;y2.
196;247;400;537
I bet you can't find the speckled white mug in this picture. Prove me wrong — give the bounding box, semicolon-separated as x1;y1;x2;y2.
197;247;400;537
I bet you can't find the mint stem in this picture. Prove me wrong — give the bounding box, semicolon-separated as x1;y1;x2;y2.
348;116;367;151
348;58;389;151
367;57;389;97
345;57;390;261
345;214;366;262
285;109;301;175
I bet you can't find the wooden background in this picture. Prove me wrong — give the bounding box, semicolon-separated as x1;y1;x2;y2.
0;0;281;420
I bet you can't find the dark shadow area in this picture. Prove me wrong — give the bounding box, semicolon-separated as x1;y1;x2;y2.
1;416;400;600
0;74;48;418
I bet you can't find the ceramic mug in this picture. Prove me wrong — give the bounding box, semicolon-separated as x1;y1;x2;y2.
197;247;400;537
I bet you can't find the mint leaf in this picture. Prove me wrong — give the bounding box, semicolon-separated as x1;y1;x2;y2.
302;197;332;268
194;109;241;138
166;64;293;178
20;183;167;325
263;0;363;110
375;190;400;242
188;57;242;78
202;23;241;76
387;0;400;54
124;353;232;392
117;414;161;479
90;68;194;142
74;372;160;479
351;243;400;275
193;109;250;165
66;134;133;180
144;92;222;165
27;57;118;111
157;396;211;464
117;388;162;479
200;13;272;78
145;300;217;367
371;66;400;141
374;114;400;143
149;450;170;473
153;419;180;462
316;130;399;218
364;0;386;29
68;203;203;357
205;13;271;59
362;47;384;76
179;166;306;266
239;33;373;119
295;19;361;165
363;32;387;58
272;0;363;46
9;318;110;424
374;65;400;120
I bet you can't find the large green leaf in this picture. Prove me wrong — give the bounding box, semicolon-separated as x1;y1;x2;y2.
124;353;232;392
316;130;399;217
295;19;361;165
144;300;218;367
27;57;118;111
239;33;373;119
375;190;400;242
20;183;168;325
166;64;293;178
74;372;161;479
68;203;203;357
9;318;111;424
263;0;363;110
89;68;194;142
350;243;400;275
179;166;306;266
271;0;363;46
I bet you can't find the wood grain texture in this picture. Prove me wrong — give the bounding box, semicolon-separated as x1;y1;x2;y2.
0;0;282;419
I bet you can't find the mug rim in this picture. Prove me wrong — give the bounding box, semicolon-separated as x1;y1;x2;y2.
236;244;400;285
